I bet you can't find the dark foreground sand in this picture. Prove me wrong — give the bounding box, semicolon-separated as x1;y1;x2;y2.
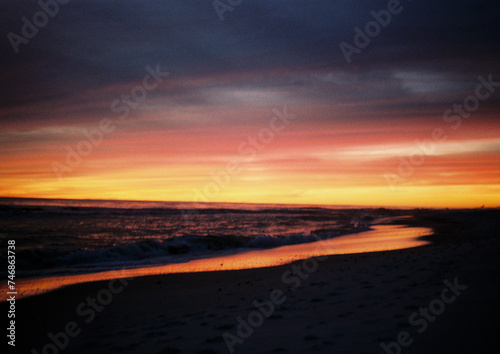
4;209;500;353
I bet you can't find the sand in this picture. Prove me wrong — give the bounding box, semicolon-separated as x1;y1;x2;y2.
6;223;432;300
4;209;500;353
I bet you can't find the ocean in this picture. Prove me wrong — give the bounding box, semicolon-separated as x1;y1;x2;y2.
0;198;397;280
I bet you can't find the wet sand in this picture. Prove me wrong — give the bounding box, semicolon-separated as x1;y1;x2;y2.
4;209;500;353
4;223;431;300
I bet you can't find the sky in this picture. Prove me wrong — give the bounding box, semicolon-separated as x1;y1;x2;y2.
1;0;499;208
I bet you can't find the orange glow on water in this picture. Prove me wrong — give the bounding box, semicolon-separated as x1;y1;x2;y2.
2;225;431;301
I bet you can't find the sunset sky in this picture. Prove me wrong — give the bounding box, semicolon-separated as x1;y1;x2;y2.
1;0;499;208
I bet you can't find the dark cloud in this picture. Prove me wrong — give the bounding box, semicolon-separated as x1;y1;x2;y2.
1;0;499;123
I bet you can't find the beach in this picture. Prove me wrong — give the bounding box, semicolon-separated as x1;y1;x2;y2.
4;209;499;353
3;1;499;353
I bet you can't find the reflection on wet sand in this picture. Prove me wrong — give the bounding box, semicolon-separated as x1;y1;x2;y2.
7;225;431;300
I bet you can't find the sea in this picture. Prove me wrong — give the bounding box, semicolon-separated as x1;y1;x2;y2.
0;197;405;280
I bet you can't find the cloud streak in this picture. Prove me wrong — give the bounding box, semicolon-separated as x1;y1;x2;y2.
1;0;499;207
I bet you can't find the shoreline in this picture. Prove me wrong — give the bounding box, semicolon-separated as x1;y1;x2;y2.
3;219;431;301
3;209;500;353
